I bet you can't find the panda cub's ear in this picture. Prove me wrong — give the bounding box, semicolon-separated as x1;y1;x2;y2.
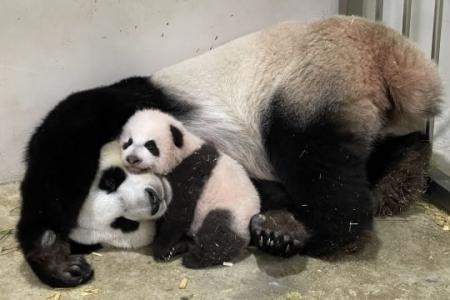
98;167;127;193
170;125;184;148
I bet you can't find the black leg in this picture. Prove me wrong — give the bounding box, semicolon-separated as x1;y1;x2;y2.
255;112;374;257
182;210;246;269
367;132;431;216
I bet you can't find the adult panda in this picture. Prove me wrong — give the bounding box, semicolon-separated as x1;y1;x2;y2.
17;16;441;287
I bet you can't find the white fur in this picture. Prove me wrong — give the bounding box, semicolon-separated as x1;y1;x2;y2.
150;27;281;180
69;141;172;249
121;109;203;175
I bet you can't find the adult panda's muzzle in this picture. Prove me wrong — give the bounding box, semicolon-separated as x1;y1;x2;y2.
145;187;161;216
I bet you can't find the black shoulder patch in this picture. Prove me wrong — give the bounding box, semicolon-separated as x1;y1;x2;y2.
110;217;140;233
170;125;184;148
98;167;127;194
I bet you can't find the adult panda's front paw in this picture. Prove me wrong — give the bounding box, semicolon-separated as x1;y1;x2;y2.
250;210;309;257
26;231;94;287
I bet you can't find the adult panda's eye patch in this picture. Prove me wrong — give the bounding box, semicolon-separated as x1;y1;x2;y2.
144;140;160;156
122;138;133;150
99;167;127;193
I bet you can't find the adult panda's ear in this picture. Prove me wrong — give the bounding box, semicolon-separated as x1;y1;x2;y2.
170;125;184;148
98;167;127;193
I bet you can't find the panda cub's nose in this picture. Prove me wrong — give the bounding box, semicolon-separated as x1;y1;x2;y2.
126;155;141;165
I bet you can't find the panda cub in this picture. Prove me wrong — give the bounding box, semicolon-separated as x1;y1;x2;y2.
120;109;260;268
69;141;172;249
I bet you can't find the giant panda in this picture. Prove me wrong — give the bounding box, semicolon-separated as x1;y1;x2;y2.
17;16;442;287
120;109;261;268
69;141;171;250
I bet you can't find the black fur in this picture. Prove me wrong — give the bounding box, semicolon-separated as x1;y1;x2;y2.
110;217;140;233
122;138;133;150
170;125;184;148
367;132;427;186
152;143;219;261
144;140;160;156
256;104;374;256
69;240;102;255
17;77;193;287
182;209;246;268
250;178;293;212
98;167;127;193
368;132;431;216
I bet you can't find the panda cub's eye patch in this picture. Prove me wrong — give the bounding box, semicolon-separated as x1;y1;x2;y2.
122;138;133;150
145;140;160;156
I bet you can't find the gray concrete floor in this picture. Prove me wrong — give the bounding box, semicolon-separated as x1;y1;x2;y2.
0;182;449;300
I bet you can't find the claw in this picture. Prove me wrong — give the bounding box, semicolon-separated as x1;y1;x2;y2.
285;244;291;253
259;236;264;247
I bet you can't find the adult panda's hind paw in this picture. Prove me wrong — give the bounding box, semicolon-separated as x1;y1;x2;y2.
250;210;309;257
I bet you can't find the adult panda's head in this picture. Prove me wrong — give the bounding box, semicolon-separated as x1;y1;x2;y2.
70;141;173;249
98;166;171;221
95;141;173;221
120;109;203;175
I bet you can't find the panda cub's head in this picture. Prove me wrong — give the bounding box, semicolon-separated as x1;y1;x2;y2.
120;109;203;175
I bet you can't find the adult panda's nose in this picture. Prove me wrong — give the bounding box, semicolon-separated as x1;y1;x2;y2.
145;188;161;215
126;155;141;165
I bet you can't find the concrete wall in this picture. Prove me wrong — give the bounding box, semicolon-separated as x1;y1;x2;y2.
0;0;338;183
